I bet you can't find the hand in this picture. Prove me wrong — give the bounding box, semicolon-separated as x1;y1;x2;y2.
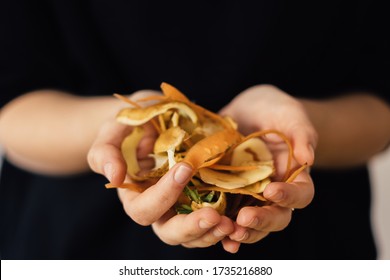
219;84;317;246
118;162;237;251
87;90;238;253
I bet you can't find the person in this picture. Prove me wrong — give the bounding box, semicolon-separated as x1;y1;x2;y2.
0;0;389;259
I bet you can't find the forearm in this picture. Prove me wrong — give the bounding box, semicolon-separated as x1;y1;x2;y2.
0;90;123;175
301;93;390;168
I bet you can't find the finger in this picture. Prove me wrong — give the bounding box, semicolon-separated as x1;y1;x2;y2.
180;215;235;248
288;122;318;166
236;205;292;232
228;223;249;243
153;207;224;245
229;221;269;244
233;228;269;244
90;144;128;186
87;120;132;186
221;238;241;253
120;162;193;225
263;170;314;209
136;124;159;158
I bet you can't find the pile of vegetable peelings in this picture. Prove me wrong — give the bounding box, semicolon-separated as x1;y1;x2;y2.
106;82;306;219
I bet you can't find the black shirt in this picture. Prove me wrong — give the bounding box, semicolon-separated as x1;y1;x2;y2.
1;0;388;259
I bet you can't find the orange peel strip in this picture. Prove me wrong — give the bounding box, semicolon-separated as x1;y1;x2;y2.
114;93;142;108
285;163;308;183
161;82;191;103
183;128;242;171
160;82;233;130
190;104;233;130
105;182;145;192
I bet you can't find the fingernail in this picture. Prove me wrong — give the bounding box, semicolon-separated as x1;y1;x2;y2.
104;162;114;182
173;163;193;184
199;219;215;229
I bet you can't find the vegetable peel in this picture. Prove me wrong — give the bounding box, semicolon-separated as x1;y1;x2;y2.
109;82;307;218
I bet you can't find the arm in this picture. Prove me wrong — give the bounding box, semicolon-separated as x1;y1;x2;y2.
301;94;390;168
0;90;124;175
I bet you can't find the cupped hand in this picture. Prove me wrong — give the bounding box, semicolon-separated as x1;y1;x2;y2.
87;90;237;253
88;85;317;253
219;84;317;246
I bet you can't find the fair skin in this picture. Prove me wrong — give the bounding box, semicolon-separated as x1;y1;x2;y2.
0;85;389;253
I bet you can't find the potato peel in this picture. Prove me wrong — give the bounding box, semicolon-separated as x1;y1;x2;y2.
121;126;145;181
197;165;273;189
110;82;307;218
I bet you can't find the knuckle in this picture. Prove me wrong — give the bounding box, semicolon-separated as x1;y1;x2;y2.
157;191;175;210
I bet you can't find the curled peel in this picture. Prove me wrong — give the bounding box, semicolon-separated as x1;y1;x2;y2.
121;126;145;181
198;165;273;189
191;191;227;215
183;128;242;171
231;137;273;166
117;102;198;127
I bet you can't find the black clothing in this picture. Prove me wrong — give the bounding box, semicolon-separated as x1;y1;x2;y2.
1;0;388;259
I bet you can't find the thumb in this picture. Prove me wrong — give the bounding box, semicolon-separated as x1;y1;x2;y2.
123;162;193;225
